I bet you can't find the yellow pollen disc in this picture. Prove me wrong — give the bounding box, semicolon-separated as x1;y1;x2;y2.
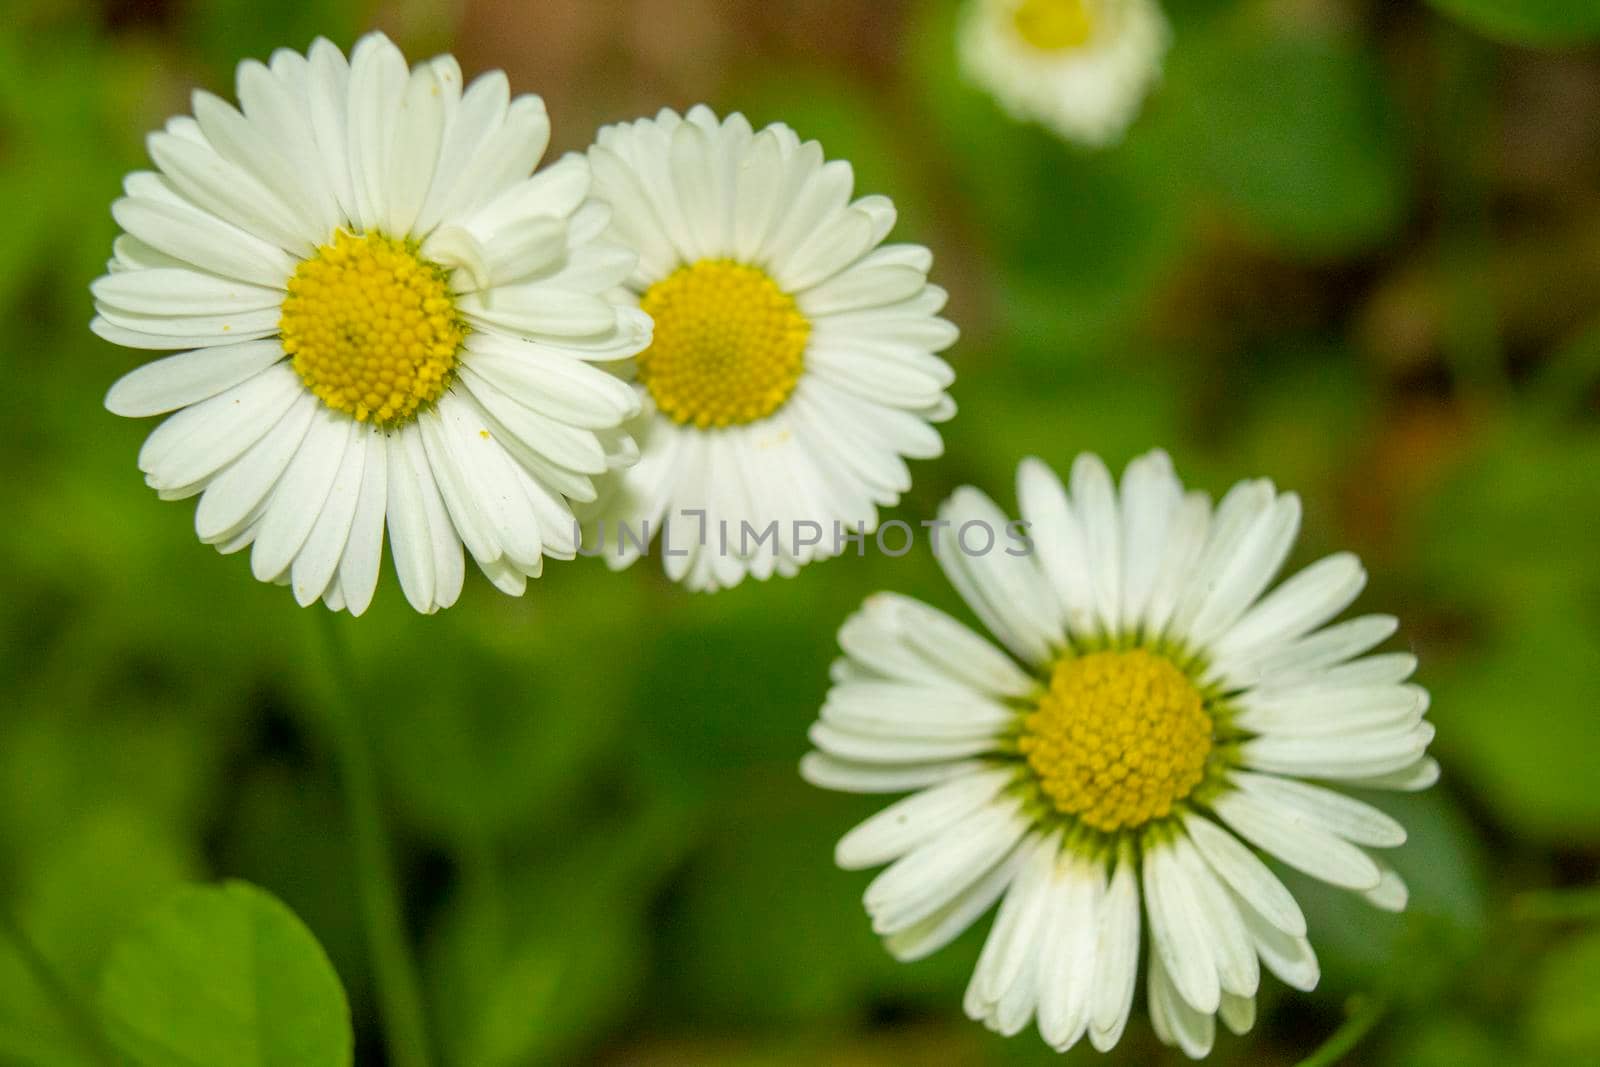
1012;0;1097;52
1019;649;1213;833
636;258;809;429
279;230;465;425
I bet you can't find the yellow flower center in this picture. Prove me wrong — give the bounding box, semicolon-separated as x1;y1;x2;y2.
279;230;465;425
1011;0;1097;52
636;259;809;429
1019;649;1213;833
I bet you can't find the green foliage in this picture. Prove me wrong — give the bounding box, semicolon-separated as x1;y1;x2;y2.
1420;418;1600;842
425;809;688;1066
1525;930;1600;1058
1427;0;1600;47
99;881;353;1067
2;1;1599;1065
1156;12;1408;257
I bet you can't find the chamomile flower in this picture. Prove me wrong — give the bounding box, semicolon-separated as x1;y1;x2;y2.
961;0;1170;147
581;106;957;592
95;32;649;615
804;451;1436;1058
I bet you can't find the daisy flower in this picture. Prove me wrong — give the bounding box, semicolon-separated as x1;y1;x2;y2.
581;106;957;592
803;450;1436;1058
960;0;1171;147
95;32;649;615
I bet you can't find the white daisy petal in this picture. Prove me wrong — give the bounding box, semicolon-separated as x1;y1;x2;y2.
99;35;647;613
804;451;1432;1056
1088;847;1140;1051
1119;449;1180;629
235;56;343;235
291;431;367;606
1016;457;1097;638
92;269;283;317
1219;992;1256;1037
1173;832;1259;998
961;0;1170;148
1234;683;1428;737
1343;756;1442;793
305;38;357;221
808;722;997;765
1249;651;1417;696
1035;854;1102;1051
1143;841;1221;1014
189;87;326;245
249;406;352;582
836;766;1015;869
194;392;318;544
1227;614;1400;686
1181;811;1307;937
822;683;1016;740
1168;478;1274;642
345;32;408;231
760;157;853;270
883;838;1028;963
839;592;1038;698
797;259;927;318
1236;893;1320;992
1143;490;1211;639
416;407;503;567
432;95;550;230
146;127;313;256
105;338;287;417
338;426;389;617
384;61;448;237
1240;722;1436;780
1186;491;1302;649
968;834;1059;1009
864;799;1030;935
137;363;302;491
413;69;508;236
384;429;437;613
110;196;296;287
1363;857;1410;912
95;304;282;341
1069;452;1124;635
409;426;465;612
1148;947;1215;1060
1211;552;1368;666
583;107;953;590
1210;789;1383;891
936;487;1062;666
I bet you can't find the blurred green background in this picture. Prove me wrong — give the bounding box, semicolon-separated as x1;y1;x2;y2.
3;0;1600;1063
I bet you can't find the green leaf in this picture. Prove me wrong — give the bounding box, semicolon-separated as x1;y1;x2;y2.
98;881;352;1067
906;0;1187;354
1157;15;1408;256
1433;616;1600;844
1426;0;1600;47
1525;929;1600;1057
1419;420;1600;843
1388;1016;1517;1067
427;810;689;1067
354;565;647;843
1282;791;1489;1001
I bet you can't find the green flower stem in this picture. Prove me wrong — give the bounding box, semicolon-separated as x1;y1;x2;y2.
312;611;435;1067
1295;996;1386;1067
0;904;118;1066
1512;886;1600;923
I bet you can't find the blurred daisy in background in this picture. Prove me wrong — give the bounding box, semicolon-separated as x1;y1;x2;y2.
804;450;1436;1058
961;0;1170;147
95;32;648;615
582;106;957;592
